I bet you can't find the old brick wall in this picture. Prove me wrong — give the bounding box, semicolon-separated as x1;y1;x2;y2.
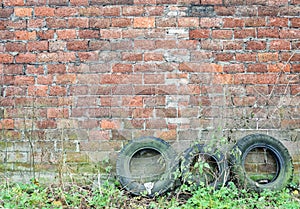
0;0;300;182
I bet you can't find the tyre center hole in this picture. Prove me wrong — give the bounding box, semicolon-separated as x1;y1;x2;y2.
244;147;278;184
190;154;219;184
129;148;166;182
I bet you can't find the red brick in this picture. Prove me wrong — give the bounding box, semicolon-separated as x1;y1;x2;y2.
56;29;76;39
122;6;144;16
258;53;278;62
280;29;300;39
55;7;78;17
68;18;89;28
78;52;99;62
156;18;177;27
2;64;22;74
0;54;14;63
111;18;132;27
70;0;89;5
25;0;47;5
49;86;67;96
0;119;14;129
247;64;268;72
15;31;36;40
268;17;288;27
233;74;258;84
291;64;300;73
145;6;164;16
122;52;143;61
15;8;32;17
257;28;279;38
27;41;48;51
112;63;133;73
155;40;177;49
3;0;24;6
258;6;280;16
67;40;88;51
134;0;155;3
190;29;210;39
37;30;55;40
37;75;53;85
212;29;233;39
215;52;234;61
49;0;69;6
5;42;26;52
56;74;76;85
78;29;100;39
144;74;165;84
28;19;45;28
47;64;66;74
47;108;69;118
214;6;236;16
0;8;13;18
134;40;155;50
15;53;36;63
246;41;266;50
291;18;300;28
223;18;244;28
46;18;67;28
268;63;290;73
100;29;121;39
26;65;44;74
144;53;164;61
89;18;111;28
223;41;243;50
270;40;291;50
14;75;35;85
280;52;300;62
223;64;244;73
178;17;199;27
234;29;256;39
6;20;27;31
245;18;266;27
134;17;155;28
233;96;256;107
122;96;143;107
35;7;55;16
236;53;256;62
202;0;222;4
28;85;48;97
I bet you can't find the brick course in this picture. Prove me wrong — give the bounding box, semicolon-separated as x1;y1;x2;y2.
0;0;300;182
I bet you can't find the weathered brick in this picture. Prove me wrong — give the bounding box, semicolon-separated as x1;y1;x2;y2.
246;41;266;50
70;0;89;5
0;54;14;63
35;7;55;16
15;53;37;63
15;8;33;17
27;41;48;51
178;17;199;27
5;42;27;52
189;29;210;39
15;31;36;40
133;17;155;28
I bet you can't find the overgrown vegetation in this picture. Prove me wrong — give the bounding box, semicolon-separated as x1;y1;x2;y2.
0;177;299;209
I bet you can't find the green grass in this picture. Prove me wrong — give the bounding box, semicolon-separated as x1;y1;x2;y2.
0;179;299;209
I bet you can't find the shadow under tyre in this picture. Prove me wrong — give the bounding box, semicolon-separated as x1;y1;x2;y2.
116;136;179;196
181;144;229;189
230;134;293;191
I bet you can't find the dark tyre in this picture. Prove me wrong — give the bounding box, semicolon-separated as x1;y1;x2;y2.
230;134;293;191
181;144;229;189
116;136;179;196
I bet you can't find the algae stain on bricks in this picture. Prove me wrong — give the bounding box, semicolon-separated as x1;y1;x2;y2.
0;0;300;181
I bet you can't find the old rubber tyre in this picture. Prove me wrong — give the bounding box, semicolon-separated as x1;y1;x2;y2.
230;134;293;191
181;144;229;189
116;136;179;196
